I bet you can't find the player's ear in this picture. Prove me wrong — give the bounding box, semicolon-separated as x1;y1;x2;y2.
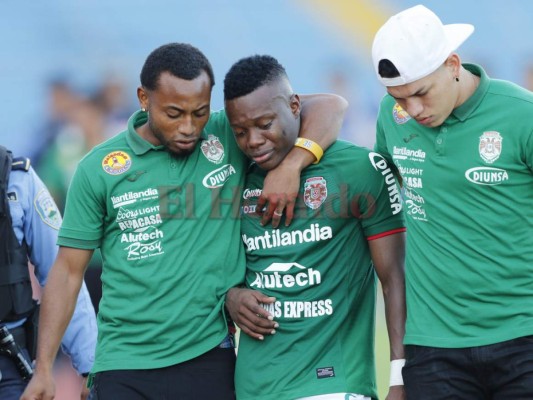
290;93;301;118
137;86;148;110
444;53;461;78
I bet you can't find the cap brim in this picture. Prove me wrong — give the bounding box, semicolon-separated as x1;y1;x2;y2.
443;23;475;53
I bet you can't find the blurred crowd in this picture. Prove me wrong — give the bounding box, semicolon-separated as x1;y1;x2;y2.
34;74;137;307
33;75;135;213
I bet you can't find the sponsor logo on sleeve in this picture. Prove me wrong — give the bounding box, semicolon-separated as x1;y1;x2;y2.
102;151;132;175
368;152;402;215
201;134;225;164
392;103;411;124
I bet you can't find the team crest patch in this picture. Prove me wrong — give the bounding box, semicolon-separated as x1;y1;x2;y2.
392;103;411;124
34;189;61;230
304;177;327;210
201;134;225;164
102;151;132;175
479;131;502;164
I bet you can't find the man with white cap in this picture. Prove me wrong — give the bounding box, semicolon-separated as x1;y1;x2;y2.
371;4;533;399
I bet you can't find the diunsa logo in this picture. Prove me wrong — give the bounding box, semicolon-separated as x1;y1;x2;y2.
202;164;236;188
368;152;402;215
465;167;509;186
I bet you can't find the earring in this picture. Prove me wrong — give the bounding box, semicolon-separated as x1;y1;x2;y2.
141;107;146;112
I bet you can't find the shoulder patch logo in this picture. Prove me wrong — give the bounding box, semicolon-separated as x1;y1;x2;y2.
392;103;411;124
201;134;225;164
479;131;502;164
102;151;132;175
304;177;327;210
34;189;61;230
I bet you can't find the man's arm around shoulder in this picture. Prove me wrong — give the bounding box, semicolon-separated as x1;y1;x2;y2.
259;94;347;226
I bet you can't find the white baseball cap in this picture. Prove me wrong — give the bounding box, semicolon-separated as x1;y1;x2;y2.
372;5;474;87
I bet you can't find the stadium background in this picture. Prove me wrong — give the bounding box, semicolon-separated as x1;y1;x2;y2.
1;0;531;398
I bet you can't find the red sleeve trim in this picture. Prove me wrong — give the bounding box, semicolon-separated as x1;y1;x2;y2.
366;227;406;241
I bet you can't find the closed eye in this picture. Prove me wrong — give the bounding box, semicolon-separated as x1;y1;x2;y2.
194;109;209;118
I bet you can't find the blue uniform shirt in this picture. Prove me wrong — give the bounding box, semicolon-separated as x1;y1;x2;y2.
5;164;96;374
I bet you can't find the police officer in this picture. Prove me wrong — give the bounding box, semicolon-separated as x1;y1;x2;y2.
0;146;97;400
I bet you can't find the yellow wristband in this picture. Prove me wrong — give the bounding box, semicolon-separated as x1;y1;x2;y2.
294;138;324;164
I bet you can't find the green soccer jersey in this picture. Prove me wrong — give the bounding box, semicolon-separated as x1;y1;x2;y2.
235;141;405;400
58;109;248;373
375;64;533;347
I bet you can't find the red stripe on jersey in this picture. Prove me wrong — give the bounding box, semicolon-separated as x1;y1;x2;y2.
367;227;406;241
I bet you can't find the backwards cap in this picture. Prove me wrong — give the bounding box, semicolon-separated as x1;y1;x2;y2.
372;5;474;87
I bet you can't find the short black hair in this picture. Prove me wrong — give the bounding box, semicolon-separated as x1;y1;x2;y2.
378;59;400;79
224;55;288;101
140;43;215;90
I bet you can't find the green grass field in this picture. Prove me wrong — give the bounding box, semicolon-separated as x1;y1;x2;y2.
375;286;391;399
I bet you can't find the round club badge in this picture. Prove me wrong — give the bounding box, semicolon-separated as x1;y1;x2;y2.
304;176;328;210
102;151;132;175
392;103;411;124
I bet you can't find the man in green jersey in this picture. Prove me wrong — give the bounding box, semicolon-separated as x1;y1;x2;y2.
371;5;533;399
223;55;406;400
21;43;347;400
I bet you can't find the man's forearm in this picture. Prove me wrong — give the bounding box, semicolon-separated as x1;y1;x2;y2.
382;278;406;360
299;93;347;149
34;257;85;373
285;93;347;171
370;233;406;361
61;281;97;374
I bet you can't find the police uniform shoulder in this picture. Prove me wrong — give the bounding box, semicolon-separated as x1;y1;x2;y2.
11;156;31;172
